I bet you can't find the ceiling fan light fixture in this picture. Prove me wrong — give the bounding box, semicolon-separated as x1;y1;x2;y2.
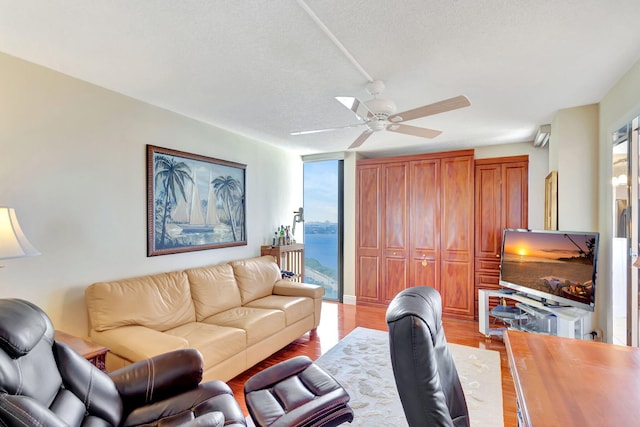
364;98;397;116
367;121;386;132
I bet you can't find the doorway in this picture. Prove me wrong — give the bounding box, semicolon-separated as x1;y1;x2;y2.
611;116;640;346
302;159;344;301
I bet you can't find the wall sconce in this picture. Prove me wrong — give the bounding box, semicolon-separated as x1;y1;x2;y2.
291;207;304;236
0;206;40;267
533;124;551;148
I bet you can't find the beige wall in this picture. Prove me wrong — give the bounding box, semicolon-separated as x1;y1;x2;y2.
549;104;599;232
0;52;303;336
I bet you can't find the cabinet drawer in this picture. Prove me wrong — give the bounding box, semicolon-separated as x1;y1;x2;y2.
475;258;500;271
475;273;500;289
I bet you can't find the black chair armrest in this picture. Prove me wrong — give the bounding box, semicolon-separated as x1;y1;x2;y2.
109;348;203;408
244;355;312;393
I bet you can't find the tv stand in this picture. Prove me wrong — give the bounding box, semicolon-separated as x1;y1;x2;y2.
479;289;593;340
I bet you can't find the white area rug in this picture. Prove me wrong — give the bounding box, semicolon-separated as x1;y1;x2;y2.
313;327;504;427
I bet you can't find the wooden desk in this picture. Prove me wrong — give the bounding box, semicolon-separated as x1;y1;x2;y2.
504;330;640;426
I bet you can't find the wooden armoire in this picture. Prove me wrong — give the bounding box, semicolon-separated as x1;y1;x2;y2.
473;155;528;318
355;150;475;319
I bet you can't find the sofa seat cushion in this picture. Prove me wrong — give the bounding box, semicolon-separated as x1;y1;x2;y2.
187;263;242;321
202;307;285;346
245;295;313;326
165;322;246;367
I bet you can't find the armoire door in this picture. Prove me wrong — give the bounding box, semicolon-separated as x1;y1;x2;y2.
355;164;381;304
440;155;474;318
410;159;440;292
382;162;409;303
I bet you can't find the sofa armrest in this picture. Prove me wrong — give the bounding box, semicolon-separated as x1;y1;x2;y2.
109;349;203;409
273;280;324;299
89;325;188;363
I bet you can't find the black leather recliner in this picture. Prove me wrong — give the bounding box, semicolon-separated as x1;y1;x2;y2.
0;298;247;427
385;286;470;427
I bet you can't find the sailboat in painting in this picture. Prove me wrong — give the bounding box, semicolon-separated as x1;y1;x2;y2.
171;170;217;233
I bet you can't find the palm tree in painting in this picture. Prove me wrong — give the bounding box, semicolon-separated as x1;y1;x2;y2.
155;155;192;248
212;175;243;241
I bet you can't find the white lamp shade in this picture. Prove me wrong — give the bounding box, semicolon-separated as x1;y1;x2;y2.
0;207;40;260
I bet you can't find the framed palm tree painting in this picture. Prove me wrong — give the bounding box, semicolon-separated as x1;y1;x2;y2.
147;145;247;256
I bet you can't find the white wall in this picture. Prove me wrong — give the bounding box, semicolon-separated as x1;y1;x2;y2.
549;104;600;232
0;52;302;336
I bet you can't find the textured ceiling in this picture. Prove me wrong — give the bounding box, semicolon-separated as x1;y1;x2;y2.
1;0;640;157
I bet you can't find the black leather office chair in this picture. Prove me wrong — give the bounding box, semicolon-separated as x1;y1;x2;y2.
0;298;246;427
386;286;470;427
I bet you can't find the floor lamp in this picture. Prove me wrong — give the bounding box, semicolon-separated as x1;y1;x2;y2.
0;206;40;267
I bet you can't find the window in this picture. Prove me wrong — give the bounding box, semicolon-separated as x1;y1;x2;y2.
303;160;343;301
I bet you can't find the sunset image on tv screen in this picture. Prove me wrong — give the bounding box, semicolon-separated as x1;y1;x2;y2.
501;231;596;305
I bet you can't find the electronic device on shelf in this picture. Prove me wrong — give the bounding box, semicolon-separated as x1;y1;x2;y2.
499;228;599;312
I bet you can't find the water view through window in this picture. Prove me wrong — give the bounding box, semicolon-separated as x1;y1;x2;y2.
303;160;342;300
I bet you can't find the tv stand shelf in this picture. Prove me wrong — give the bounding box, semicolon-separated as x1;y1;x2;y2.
479;289;593;340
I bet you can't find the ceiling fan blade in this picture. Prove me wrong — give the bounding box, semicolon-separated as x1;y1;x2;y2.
290;122;364;135
336;96;374;121
388;95;471;123
348;130;374;149
387;123;442;139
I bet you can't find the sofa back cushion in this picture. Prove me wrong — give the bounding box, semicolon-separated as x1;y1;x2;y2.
230;256;281;305
85;271;196;332
186;263;242;321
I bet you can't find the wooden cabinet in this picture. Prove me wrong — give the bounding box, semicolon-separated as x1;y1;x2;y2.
474;156;528;318
356;150;475;319
260;244;304;282
55;330;108;372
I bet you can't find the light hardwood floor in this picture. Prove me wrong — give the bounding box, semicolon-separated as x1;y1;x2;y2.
227;302;517;426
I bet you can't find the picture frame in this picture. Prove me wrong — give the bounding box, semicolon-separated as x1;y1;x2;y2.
147;145;247;256
544;170;558;230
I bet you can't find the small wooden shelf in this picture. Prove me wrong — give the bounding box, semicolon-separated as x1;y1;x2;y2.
55;330;108;372
261;244;304;282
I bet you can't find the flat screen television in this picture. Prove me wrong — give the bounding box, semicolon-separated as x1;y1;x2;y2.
499;228;599;312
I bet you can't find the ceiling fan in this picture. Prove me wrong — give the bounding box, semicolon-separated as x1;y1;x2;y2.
291;80;471;149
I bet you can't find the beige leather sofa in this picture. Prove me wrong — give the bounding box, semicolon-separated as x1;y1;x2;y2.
85;255;323;382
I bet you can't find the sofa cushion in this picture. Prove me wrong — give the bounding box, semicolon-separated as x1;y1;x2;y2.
85;271;195;332
245;295;313;326
230;256;281;305
186;263;242;321
202;307;285;346
164;322;246;368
